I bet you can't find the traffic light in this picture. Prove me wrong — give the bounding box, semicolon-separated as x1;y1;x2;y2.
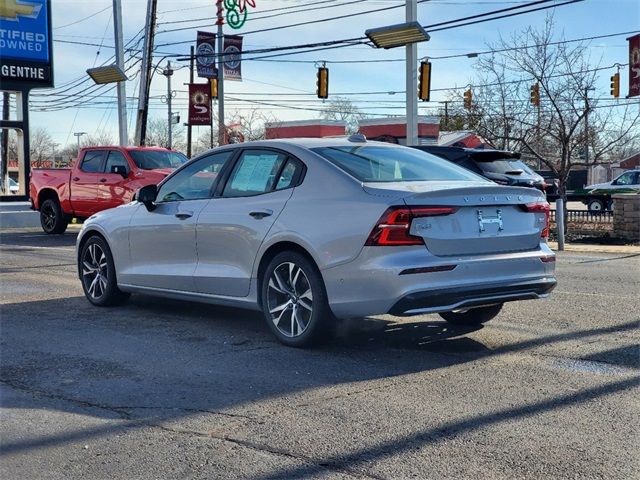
463;89;472;109
610;72;620;98
530;82;540;106
317;67;329;99
418;61;431;101
210;77;218;99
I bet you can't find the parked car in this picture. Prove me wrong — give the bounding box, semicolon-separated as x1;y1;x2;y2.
76;137;556;347
30;146;188;234
583;169;640;210
412;146;547;193
8;177;19;194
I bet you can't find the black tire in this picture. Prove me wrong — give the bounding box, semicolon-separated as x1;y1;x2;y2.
80;235;130;307
40;198;68;234
587;199;605;212
439;303;503;326
260;251;333;347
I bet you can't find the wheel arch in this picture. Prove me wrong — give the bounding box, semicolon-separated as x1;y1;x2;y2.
37;188;59;209
255;241;322;309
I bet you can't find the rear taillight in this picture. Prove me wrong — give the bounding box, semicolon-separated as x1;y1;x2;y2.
365;206;457;246
520;201;550;238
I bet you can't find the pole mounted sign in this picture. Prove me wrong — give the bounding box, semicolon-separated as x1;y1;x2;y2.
223;35;242;81
188;83;212;126
628;33;640;98
196;31;217;79
0;0;54;89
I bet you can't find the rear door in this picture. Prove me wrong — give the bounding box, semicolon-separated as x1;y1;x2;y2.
99;150;134;209
71;150;106;217
195;149;303;296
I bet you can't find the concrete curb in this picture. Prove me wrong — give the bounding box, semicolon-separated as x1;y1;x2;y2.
547;241;640;254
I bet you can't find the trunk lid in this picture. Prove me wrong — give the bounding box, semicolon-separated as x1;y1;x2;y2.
364;182;546;256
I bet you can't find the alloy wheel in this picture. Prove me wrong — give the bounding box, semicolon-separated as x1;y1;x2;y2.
267;262;313;338
41;204;55;230
82;243;108;300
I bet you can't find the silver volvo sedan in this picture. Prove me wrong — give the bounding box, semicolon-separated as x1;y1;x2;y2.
76;136;556;347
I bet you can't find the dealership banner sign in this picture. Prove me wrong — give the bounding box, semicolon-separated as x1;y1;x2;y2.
628;33;640;98
0;0;54;88
223;35;243;82
196;31;217;79
188;83;211;126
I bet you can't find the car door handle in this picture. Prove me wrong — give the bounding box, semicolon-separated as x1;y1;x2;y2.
175;211;193;220
249;209;273;219
99;178;107;183
72;177;80;181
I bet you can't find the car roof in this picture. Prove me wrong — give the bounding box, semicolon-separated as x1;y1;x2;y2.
218;137;407;150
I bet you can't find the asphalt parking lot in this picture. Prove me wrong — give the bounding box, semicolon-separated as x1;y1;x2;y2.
1;228;638;479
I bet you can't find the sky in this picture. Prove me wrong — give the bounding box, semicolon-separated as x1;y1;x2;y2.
22;0;640;148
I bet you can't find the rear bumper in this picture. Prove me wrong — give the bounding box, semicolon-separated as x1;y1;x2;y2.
322;243;556;318
388;277;556;316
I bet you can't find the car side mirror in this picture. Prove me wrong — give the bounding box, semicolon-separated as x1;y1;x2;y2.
111;165;128;178
137;184;158;211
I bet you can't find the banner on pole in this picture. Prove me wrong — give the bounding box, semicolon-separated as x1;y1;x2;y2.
188;84;211;126
223;35;243;81
628;33;640;98
196;31;217;78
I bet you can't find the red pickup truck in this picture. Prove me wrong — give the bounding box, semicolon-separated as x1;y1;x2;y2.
30;146;188;234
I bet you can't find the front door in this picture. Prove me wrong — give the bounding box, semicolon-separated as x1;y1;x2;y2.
195;149;304;296
99;150;134;209
122;151;234;291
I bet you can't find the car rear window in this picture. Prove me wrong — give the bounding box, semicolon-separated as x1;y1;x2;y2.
477;159;534;175
129;150;188;170
312;146;483;183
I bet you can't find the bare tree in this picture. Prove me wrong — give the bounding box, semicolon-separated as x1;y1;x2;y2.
30;127;57;167
146;118;186;152
320;97;365;134
471;16;640;197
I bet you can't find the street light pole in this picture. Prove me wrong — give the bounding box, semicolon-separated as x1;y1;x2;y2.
113;0;128;146
74;132;87;153
216;0;225;146
405;0;418;146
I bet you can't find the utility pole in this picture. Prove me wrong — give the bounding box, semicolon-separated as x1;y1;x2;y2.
405;0;418;146
134;0;158;146
1;93;8;194
163;62;174;149
113;0;128;146
443;101;449;129
584;87;590;166
187;45;194;157
216;0;225;146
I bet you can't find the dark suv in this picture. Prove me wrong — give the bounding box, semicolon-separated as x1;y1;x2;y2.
412;146;547;193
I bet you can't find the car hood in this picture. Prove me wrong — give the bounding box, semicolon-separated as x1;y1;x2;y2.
149;168;175;177
585;182;611;190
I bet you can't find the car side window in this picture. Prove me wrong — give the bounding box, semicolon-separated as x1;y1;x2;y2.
80;151;106;173
223;150;287;197
614;172;633;185
156;151;233;203
275;159;303;190
105;150;130;175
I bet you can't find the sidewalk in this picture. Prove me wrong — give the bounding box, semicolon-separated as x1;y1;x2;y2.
547;241;640;254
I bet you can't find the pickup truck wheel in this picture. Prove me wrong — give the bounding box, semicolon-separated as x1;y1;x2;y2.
40;198;68;234
439;304;503;326
80;235;130;306
587;199;605;212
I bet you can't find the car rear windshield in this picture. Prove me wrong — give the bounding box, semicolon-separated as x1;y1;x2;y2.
312;146;483;183
129;150;188;170
477;159;534;175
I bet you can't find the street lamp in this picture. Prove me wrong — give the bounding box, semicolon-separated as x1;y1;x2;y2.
74;132;87;153
365;2;430;147
364;21;429;49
